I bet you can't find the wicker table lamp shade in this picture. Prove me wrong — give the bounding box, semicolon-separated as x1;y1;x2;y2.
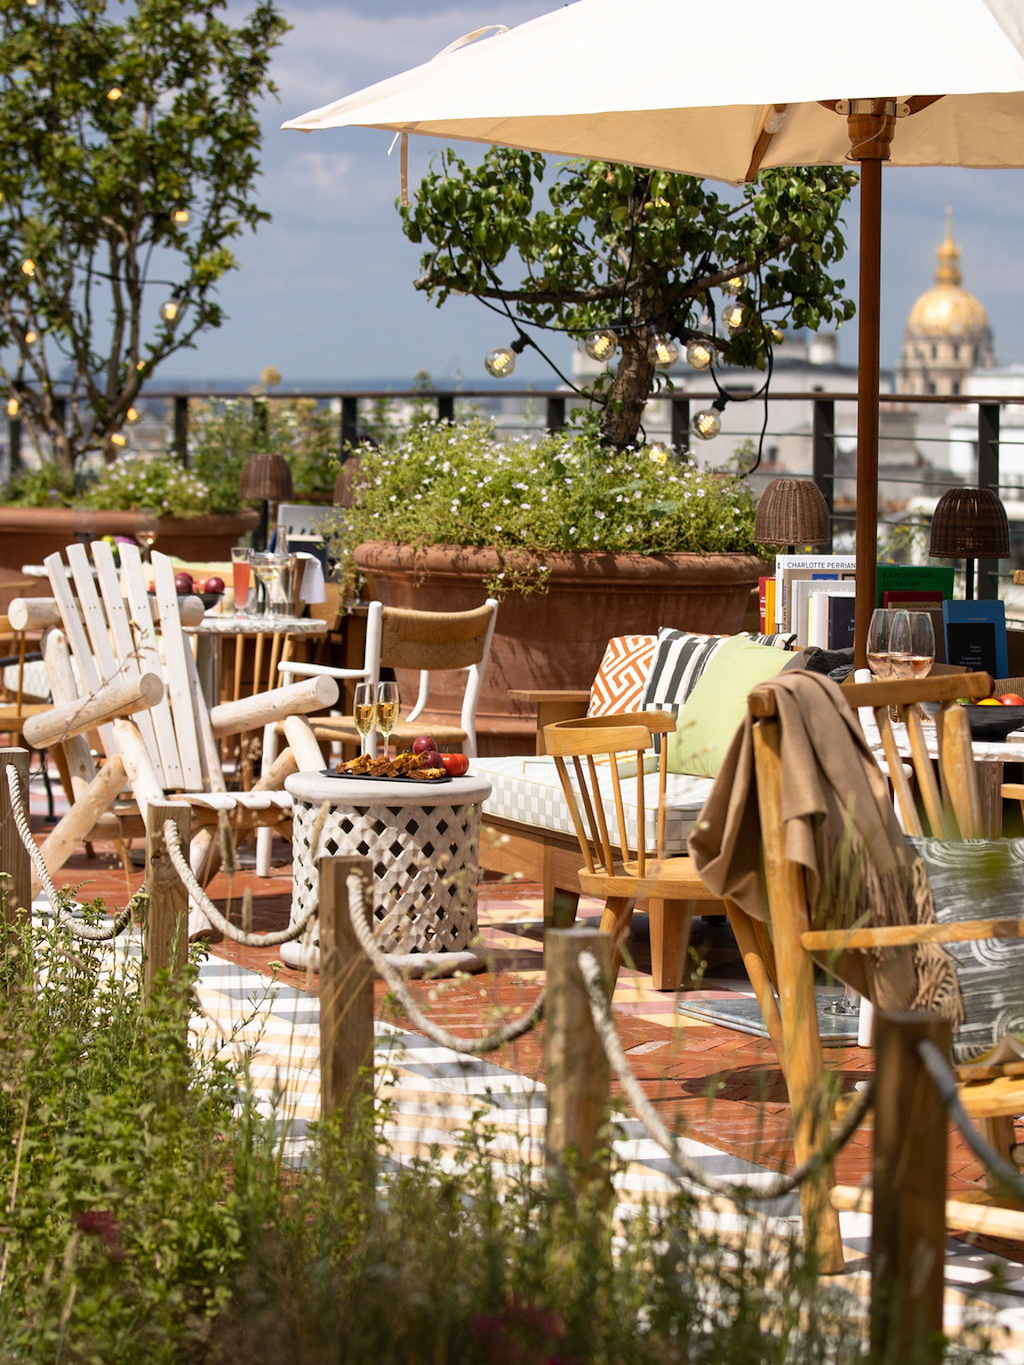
754;477;830;550
929;486;1009;600
239;452;294;503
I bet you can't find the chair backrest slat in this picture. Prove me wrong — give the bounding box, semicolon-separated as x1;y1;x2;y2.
117;543;187;788
151;552;205;788
545;720;655;875
92;540;164;776
44;548;117;756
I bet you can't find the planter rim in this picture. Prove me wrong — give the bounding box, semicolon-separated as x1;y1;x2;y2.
355;540;768;586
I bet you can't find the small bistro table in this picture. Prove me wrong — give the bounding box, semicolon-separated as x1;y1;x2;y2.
188;612;328;705
279;770;492;976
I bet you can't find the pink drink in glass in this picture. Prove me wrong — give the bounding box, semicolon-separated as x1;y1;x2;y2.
232;557;251;616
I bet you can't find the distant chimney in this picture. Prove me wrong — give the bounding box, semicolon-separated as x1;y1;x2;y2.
808;334;838;366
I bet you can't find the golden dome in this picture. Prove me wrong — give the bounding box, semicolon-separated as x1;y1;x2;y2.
905;207;990;340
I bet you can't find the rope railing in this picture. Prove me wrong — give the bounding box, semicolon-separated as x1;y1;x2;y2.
161;818;320;949
6;764;140;942
916;1037;1024;1201
346;869;545;1054
577;948;874;1204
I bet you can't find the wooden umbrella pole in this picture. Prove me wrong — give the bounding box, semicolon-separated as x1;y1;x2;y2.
854;154;883;670
846;101;897;669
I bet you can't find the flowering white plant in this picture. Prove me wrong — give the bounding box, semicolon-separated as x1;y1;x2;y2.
332;414;759;595
80;453;211;518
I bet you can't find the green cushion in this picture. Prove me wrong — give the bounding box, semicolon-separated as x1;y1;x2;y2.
668;635;792;777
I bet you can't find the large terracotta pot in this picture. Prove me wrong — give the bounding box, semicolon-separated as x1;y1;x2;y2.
354;541;767;756
0;507;259;589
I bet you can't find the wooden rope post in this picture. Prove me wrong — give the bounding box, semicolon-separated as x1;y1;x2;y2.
871;1010;950;1365
318;856;375;1133
0;748;31;976
544;927;612;1191
144;802;191;1004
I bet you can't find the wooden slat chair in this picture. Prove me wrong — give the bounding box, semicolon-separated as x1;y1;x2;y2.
301;599;500;756
735;670;1024;1270
11;542;338;934
0;613;71;818
543;712;725;988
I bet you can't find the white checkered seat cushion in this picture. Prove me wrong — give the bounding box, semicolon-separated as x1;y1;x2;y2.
473;754;712;854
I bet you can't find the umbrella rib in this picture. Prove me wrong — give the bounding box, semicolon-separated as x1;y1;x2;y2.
745;104;788;182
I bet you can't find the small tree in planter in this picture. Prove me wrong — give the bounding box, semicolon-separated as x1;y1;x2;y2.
0;0;288;477
401;151;858;447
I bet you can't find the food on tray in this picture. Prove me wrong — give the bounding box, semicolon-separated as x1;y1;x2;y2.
332;750;447;780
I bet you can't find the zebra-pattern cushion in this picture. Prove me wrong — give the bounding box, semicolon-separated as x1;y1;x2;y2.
640;630;736;714
587;634;657;717
908;837;1024;1066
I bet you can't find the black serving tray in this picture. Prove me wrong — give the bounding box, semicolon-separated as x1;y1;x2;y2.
320;768;451;784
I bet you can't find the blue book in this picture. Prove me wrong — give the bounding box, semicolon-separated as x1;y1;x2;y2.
942;600;1008;679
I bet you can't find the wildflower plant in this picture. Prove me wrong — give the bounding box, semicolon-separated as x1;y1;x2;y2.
331;412;759;595
79;451;211;518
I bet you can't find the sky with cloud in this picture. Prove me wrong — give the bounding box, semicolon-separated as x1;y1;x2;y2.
161;0;1024;390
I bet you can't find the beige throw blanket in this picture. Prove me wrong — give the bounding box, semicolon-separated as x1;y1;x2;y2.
688;671;961;1021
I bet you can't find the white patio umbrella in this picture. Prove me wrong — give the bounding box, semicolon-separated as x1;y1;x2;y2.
284;0;1024;666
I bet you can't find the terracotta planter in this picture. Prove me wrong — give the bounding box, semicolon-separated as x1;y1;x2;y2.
0;507;259;589
355;541;767;756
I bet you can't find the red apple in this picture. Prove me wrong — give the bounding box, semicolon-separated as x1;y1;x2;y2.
174;572;193;594
441;752;470;777
412;735;437;755
420;749;442;770
1000;693;1024;706
204;575;225;594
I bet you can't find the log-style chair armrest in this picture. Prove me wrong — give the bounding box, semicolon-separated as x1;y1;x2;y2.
23;671;164;747
207;674;339;739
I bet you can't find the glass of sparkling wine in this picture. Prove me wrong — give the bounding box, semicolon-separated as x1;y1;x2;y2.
231;546;252;619
353;682;377;758
376;681;400;758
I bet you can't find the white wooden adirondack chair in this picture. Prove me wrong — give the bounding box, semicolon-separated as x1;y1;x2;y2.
12;541;338;937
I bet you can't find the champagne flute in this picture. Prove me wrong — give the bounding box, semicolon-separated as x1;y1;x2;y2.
376;681;400;759
352;682;377;758
231;546;252;620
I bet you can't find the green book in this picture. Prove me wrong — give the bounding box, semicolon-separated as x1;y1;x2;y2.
875;564;955;606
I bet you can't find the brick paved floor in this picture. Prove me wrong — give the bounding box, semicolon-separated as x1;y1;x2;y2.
31;821;1001;1210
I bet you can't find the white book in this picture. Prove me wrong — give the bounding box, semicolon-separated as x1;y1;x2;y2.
792;579;856;648
774;553;856;630
806;583;857;649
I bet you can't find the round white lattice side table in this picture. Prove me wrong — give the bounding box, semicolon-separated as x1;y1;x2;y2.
280;772;492;976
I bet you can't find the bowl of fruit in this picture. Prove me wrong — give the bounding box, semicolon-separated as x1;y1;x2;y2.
960;693;1024;742
148;570;226;611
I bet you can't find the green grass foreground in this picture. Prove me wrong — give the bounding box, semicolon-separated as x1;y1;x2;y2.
0;914;1001;1363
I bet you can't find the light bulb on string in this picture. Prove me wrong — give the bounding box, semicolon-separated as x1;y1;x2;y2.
136;360;147;372
110;433;127;448
6;397;18;418
722;302;748;335
484;334;528;378
721;274;746;295
23;330;36;345
685;339;714;371
646;443;672;466
127;407;139;423
172;209;190;225
160;297;179;322
647;332;679;368
106;85;123;101
583;329;617;362
21;259;34;277
690;397;727;441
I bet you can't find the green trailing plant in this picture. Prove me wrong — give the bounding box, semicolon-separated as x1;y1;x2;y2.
330;411;760;596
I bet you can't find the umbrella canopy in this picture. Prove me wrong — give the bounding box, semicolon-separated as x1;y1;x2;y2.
284;0;1024;665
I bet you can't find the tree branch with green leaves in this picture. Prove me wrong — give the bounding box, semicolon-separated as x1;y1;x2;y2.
401;149;858;447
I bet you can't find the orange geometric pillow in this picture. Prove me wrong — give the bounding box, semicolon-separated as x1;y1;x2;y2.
587;635;658;717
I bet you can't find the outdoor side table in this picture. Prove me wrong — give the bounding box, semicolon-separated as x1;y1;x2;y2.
280;771;492;976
